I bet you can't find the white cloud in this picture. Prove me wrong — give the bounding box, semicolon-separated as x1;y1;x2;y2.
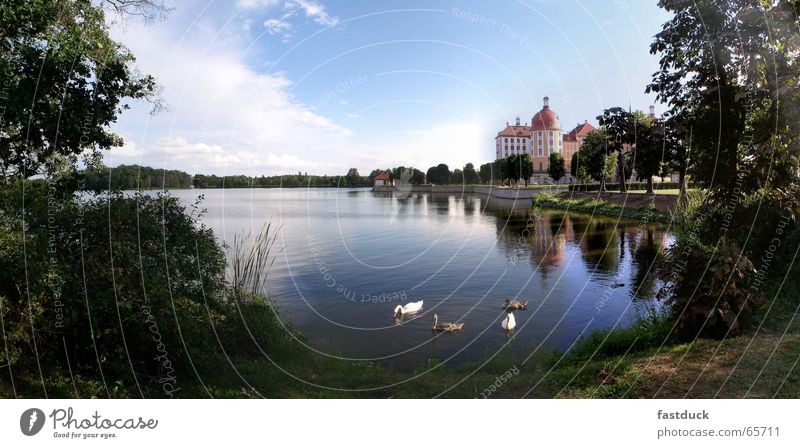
287;0;339;26
264;18;291;36
107;7;490;177
235;0;280;9
238;0;338;28
110;20;353;175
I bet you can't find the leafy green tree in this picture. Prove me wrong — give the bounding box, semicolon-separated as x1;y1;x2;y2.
434;163;451;185
425;164;452;185
602;153;618;187
597;107;635;192
632;115;667;194
578;129;614;191
390;166;405;181
83;164;192;190
410;168;425;185
0;0;163;179
518;153;533;186
450;168;463;184
425;166;436;184
646;0;800;339
647;0;800;199
505;154;520;186
570;151;580;180
663;112;692;196
492;158;508;185
463;163;479;184
658;161;670;182
345;168;361;187
479;163;493;184
548;152;566;184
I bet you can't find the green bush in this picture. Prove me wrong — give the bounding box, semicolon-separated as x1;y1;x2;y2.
0;183;282;397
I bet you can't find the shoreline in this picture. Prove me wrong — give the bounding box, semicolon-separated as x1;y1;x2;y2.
532;192;675;224
373;184;568;201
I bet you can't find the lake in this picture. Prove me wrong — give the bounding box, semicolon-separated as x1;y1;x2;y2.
170;188;671;369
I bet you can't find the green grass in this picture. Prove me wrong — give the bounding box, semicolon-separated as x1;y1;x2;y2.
627;189;681;195
6;311;797;399
532;192;671;223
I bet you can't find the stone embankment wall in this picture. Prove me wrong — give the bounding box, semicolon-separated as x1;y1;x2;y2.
372;184;567;200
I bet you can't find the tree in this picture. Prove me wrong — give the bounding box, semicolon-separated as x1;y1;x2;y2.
662;112;692;197
463;163;479;184
518;154;533;186
548;152;566;184
570;152;580;180
645;0;800;339
658;161;670;182
578;129;615;191
597;107;635;193
479;163;493;184
434;164;451;185
425;166;436;184
426;164;451;185
645;0;800;198
410;168;425;185
345;168;361;187
506;154;521;186
601;153;618;188
390;166;403;181
493;158;508;185
632;115;666;194
450;169;463;184
0;1;163;179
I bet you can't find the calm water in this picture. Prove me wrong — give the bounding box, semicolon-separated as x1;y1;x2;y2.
171;188;671;369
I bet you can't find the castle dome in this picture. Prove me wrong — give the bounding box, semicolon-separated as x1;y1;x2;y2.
531;96;561;131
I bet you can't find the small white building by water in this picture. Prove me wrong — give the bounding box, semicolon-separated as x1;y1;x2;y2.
373;172;392;187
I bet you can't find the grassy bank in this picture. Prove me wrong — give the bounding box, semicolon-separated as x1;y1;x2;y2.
533;192;672;223
7;306;797;399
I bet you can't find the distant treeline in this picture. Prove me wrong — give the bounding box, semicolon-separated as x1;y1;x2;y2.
83;165;193;189
192;171;371;188
79;165;375;189
78;163;524;191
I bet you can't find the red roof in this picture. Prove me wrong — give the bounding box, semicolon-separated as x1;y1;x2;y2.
564;121;596;141
570;121;596;137
374;172;390;180
530;96;561;131
497;125;532;137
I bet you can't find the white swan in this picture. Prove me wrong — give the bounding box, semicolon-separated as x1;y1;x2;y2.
393;300;423;317
501;312;516;331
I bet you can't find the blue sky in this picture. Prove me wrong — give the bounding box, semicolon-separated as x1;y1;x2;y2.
108;0;671;175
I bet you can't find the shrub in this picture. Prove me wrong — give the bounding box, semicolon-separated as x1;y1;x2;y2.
660;238;763;340
0;184;282;396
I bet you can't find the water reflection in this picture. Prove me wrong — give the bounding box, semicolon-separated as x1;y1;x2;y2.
481;196;670;295
170;188;672;369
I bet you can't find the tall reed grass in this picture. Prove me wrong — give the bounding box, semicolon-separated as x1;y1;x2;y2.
230;223;281;298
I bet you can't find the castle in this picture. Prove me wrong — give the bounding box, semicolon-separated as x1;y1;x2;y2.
495;96;595;184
